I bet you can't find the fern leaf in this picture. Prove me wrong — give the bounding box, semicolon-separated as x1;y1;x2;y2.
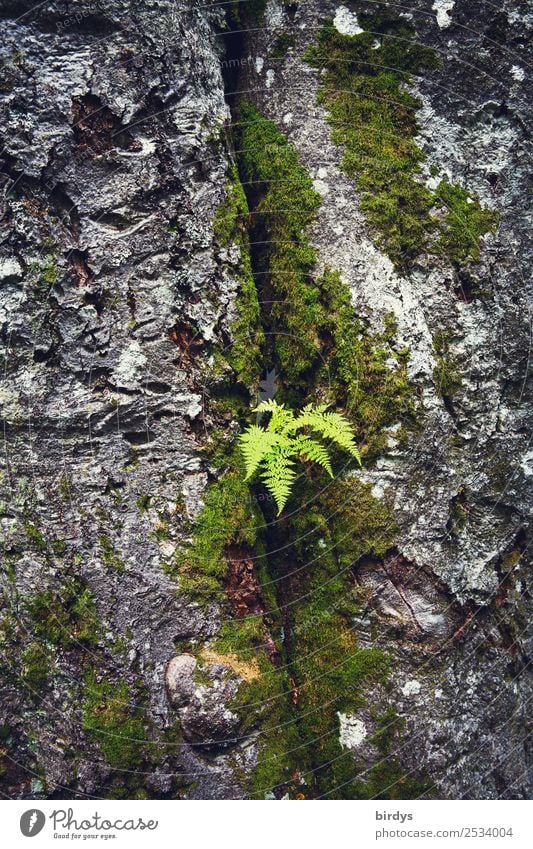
293;435;333;476
238;426;279;480
260;446;297;514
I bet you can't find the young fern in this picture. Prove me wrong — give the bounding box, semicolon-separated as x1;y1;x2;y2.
238;400;361;514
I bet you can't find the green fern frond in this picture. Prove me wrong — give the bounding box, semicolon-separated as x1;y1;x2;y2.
289;408;361;464
253;399;282;414
313;410;361;464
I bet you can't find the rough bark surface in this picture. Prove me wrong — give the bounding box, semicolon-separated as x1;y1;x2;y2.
0;0;531;800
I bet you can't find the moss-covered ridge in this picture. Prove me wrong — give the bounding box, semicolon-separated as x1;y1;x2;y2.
237;101;417;457
305;12;498;268
176;105;429;795
213;163;264;387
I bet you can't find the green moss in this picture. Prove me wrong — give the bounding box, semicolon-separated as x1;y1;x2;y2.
192;665;214;688
41;253;58;287
432;329;463;399
174;82;436;800
178;105;423;797
21;643;50;691
237;105;417;446
24;523;68;557
502;550;522;571
178;481;299;796
434;180;498;264
136;494;151;512
1;577;100;697
153;518;169;542
83;669;147;769
213;165;264;387
51;538;67;555
24;522;47;552
352;708;435;799
239;477;399;798
318;269;417;457
59;474;72;501
305;16;497;269
213;613;301;798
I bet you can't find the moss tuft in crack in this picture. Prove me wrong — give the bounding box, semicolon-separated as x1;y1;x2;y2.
305;14;498;269
238;100;323;385
265;477;399;797
213;164;264;387
83;669;147;770
177;464;263;601
237;103;418;450
178;101;423;797
432;329;463;401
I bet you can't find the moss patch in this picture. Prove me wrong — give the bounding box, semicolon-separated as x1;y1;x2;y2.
305;14;498;269
238;104;417;450
261;478;398;797
98;533;125;571
239;100;323;384
317;269;417;458
21;643;50;691
352;708;435;799
271;33;296;58
23;579;99;650
433;180;498;264
0;578;100;698
212;614;300;797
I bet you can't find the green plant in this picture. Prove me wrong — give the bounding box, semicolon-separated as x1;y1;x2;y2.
239;400;361;513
